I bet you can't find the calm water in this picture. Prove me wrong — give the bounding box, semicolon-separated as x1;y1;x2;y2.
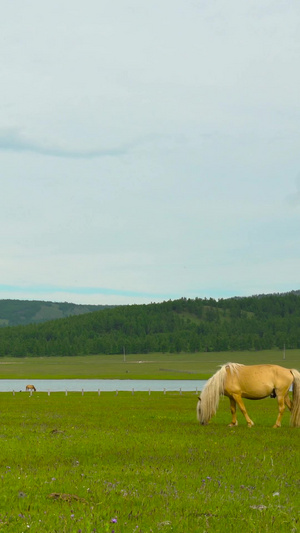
0;379;206;393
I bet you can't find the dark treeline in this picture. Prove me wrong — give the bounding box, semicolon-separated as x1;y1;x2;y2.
0;292;299;357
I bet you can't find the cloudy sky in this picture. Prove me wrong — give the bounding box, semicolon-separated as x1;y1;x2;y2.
1;0;299;305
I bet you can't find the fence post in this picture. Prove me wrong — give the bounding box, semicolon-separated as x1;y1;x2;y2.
48;390;50;396
98;389;101;396
180;388;182;395
82;389;84;396
196;387;198;395
65;390;68;396
116;390;118;395
148;389;151;395
13;390;15;396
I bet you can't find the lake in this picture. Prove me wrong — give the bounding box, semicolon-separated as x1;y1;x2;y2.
0;379;206;393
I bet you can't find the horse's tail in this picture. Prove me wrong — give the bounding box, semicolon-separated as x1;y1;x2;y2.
290;369;300;427
197;363;237;424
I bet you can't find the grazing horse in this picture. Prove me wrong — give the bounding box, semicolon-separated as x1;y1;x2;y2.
26;385;36;392
197;363;300;428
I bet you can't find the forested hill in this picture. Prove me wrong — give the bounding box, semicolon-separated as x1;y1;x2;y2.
0;292;300;357
0;300;113;327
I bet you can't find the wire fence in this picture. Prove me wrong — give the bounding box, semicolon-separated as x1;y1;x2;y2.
12;387;201;396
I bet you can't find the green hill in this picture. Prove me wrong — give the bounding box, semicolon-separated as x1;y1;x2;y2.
0;299;113;327
0;291;300;357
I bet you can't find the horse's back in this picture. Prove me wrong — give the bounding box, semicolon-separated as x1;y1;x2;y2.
224;364;293;399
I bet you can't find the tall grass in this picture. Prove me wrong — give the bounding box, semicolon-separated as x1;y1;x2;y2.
0;391;299;532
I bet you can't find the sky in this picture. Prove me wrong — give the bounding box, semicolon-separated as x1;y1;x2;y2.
1;0;300;306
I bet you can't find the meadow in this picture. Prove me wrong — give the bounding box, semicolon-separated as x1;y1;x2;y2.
0;351;299;532
0;349;299;380
0;390;299;532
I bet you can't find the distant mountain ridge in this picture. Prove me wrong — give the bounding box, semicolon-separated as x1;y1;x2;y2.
0;291;299;356
0;299;114;327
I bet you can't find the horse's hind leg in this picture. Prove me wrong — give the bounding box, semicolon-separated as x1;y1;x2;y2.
232;394;254;427
228;397;238;427
284;393;292;411
274;391;290;428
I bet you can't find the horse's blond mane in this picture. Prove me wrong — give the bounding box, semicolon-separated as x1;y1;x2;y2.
197;363;244;424
224;362;244;375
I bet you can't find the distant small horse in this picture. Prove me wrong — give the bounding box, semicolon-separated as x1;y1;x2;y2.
197;363;300;428
26;385;36;392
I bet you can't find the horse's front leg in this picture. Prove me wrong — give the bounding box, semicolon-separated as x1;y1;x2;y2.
228;397;238;427
232;394;254;427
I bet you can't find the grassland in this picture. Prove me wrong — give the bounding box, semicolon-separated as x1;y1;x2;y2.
0;351;299;531
0;349;299;380
0;391;299;532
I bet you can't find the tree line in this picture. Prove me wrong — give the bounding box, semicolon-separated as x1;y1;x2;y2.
0;292;299;357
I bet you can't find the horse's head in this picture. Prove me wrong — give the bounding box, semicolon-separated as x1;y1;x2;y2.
197;396;204;424
197;395;209;425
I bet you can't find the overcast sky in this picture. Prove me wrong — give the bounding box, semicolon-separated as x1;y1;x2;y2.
1;0;299;306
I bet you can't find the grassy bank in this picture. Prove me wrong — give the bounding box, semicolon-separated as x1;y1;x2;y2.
0;391;299;532
0;349;299;380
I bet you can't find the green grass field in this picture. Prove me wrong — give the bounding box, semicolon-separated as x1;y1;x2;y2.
0;390;299;532
0;351;299;531
0;349;299;379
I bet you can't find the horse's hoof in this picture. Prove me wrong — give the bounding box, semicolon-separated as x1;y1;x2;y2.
228;422;238;427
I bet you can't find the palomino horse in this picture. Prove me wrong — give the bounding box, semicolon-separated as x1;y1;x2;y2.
197;363;300;428
26;385;36;392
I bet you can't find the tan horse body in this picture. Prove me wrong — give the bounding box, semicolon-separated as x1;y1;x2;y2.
197;363;300;428
26;385;36;392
